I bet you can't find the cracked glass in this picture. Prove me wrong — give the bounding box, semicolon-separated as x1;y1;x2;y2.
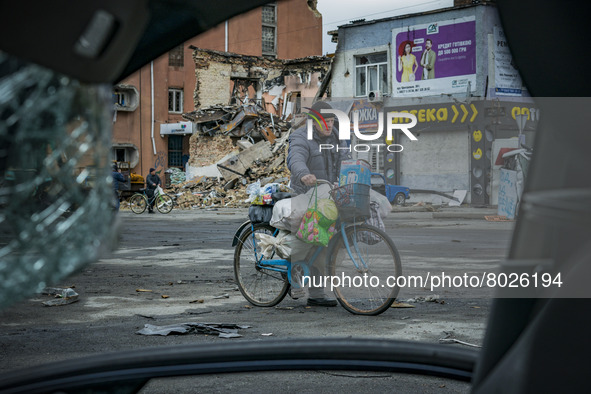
0;53;116;309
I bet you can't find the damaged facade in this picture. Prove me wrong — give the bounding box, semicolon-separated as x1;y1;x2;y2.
162;48;330;208
111;0;323;185
183;48;329;178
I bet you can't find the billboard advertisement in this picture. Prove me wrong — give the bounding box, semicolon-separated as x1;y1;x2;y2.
392;16;476;97
493;26;524;96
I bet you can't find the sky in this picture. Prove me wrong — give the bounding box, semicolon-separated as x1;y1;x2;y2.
316;0;454;54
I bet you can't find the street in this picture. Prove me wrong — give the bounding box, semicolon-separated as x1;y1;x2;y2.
0;208;513;393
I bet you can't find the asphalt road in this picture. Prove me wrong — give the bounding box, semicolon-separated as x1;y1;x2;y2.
0;208;513;393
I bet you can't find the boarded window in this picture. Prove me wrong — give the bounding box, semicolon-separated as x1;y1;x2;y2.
169;45;184;67
262;4;277;56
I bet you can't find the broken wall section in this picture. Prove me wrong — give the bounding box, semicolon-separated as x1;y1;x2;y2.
189;47;330;117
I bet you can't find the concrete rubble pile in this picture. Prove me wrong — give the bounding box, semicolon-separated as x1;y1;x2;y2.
182;102;289;142
169;104;295;209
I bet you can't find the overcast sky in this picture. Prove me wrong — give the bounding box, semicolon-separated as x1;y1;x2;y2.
316;0;454;54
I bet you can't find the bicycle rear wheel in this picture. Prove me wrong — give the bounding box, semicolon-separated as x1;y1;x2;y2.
156;194;173;213
234;223;289;307
129;194;147;214
329;223;401;315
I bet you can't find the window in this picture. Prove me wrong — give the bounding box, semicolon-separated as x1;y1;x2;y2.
113;85;139;111
262;4;276;56
111;144;140;168
168;88;183;113
168;44;184;67
355;53;389;97
114;92;127;106
168;135;183;168
115;148;126;162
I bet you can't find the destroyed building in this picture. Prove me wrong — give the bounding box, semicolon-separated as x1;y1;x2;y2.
182;47;330;177
163;48;330;209
110;0;324;182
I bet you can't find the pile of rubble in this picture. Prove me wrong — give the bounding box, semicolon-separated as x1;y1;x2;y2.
161;103;311;209
182;102;290;143
167;104;296;209
166;142;290;209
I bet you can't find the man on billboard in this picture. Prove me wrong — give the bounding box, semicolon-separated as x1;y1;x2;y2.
420;39;436;80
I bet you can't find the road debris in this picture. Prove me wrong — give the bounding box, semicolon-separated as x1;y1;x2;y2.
405;295;443;303
390;301;415;308
438;331;481;348
42;288;79;306
485;215;513;222
136;322;251;338
189;299;205;304
136;289;153;292
213;293;230;299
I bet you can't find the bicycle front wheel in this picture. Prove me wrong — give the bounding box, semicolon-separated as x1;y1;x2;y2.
234;223;289;307
129;194;147;214
156;194;174;213
329;223;402;315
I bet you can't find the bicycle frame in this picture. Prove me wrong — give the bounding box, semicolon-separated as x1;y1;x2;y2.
251;220;370;288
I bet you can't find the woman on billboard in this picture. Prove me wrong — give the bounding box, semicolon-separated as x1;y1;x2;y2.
398;41;418;82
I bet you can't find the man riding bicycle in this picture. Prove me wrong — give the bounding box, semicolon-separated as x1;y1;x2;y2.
145;168;161;214
287;101;351;307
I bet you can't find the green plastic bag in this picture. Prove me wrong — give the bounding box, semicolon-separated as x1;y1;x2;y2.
295;185;337;247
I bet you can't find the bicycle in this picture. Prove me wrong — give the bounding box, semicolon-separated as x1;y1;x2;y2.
128;185;174;214
232;181;402;316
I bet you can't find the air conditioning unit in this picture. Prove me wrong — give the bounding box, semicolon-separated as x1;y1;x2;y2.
368;90;383;102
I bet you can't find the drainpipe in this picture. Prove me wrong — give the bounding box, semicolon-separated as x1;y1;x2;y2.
225;21;228;52
150;61;156;155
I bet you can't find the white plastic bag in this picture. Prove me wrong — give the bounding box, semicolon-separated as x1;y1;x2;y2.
269;184;332;232
254;231;295;259
270;199;292;230
369;189;392;219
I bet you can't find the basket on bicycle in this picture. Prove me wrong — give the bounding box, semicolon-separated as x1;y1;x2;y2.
329;183;371;221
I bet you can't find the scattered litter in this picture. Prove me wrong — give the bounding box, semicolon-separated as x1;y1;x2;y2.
390;301;415;308
244;305;252;309
184;309;212;315
136;289;153;293
485;215;513;222
213;294;230;299
405;295;442;303
136;322;251;338
261;333;274;337
451;239;461;243
136;314;154;319
41;286;75;295
161;295;169;299
439;331;481;348
400;316;411;320
42;288;79;306
471;306;481;309
275;306;294;310
189;299;205;304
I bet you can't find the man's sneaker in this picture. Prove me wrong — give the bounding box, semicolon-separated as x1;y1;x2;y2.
307;298;338;307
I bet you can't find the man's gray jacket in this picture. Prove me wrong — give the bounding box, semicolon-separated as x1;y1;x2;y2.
287;125;350;195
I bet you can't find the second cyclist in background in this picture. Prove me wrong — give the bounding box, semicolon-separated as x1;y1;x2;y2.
145;168;161;214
